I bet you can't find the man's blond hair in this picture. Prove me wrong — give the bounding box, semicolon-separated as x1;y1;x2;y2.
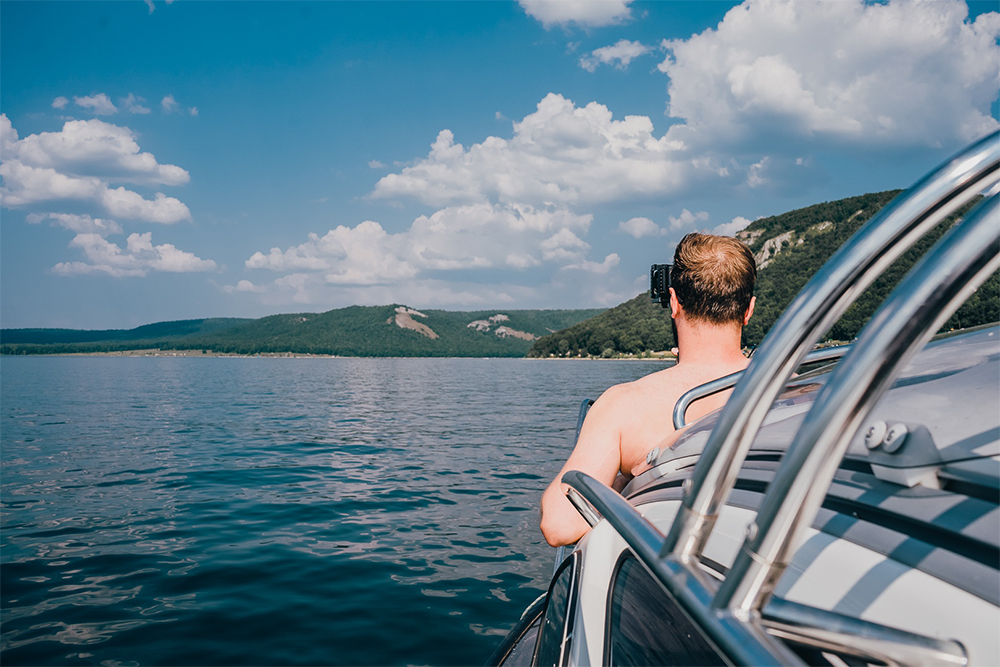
672;233;756;324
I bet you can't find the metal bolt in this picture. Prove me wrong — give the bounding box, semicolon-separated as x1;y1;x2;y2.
883;423;908;453
865;420;887;449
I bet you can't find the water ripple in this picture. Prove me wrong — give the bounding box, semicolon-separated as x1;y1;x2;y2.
2;356;668;665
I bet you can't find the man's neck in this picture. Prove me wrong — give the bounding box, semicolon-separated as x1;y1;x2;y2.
675;318;746;367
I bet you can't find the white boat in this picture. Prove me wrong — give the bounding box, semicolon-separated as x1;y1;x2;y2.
489;131;1000;667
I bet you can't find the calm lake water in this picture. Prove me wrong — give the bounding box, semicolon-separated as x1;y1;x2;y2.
1;356;669;666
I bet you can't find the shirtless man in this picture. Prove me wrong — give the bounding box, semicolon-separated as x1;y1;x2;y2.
540;233;757;547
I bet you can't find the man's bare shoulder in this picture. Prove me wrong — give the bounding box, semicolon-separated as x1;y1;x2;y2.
633;364;682;386
588;381;629;416
592;367;684;412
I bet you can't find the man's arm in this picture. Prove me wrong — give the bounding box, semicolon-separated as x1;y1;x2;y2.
539;387;626;547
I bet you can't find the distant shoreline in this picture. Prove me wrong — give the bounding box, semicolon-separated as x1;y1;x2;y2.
3;348;677;360
4;349;336;359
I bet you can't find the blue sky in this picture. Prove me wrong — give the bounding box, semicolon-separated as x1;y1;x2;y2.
2;0;998;329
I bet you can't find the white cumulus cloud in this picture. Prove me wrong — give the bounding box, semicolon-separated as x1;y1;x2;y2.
53;231;216;277
101;188;191;224
232;0;998;310
74;93;118;115
372;94;701;209
121;93;151;114
669;209;709;231
518;0;634;29
52;96;69;110
713;216;754;236
562;252;620;274
580;39;651;72
374;0;999;221
223;279;265;294
540;227;590;263
27;212;124;235
0;114;191;224
274;273;312;303
247;220;421;287
618;216;663;238
246;202;596;287
410;202;592;269
9;117;189;185
235;279;264;293
161;95;179;113
126;231;216;272
659;0;1000;151
617;210;711;237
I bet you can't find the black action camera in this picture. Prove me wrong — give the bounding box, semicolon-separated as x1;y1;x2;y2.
650;264;672;308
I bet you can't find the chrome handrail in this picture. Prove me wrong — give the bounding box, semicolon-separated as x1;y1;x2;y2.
573;398;594;444
662;131;1000;562
562;470;968;666
563;471;800;666
763;598;967;667
553;398;595;574
671;345;851;429
558;133;997;665
716;193;1000;616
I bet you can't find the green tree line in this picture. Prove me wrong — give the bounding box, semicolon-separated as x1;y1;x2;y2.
1;307;604;357
531;190;999;357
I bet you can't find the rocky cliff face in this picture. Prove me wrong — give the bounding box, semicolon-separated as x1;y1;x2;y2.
529;190;997;356
389;306;439;339
466;313;536;340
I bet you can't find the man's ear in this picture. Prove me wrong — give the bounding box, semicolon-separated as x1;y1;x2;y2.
669;287;681;319
743;296;756;326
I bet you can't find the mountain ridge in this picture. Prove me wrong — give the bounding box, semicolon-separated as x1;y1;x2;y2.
529;189;999;357
1;306;605;357
6;190;997;358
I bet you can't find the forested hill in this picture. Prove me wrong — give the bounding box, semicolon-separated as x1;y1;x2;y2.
529;190;999;357
7;190;997;359
0;318;250;346
1;306;604;357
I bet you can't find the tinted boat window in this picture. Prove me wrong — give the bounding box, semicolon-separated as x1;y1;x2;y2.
533;553;578;667
607;555;722;666
503;617;541;667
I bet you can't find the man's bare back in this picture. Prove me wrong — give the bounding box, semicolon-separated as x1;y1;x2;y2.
539;232;758;547
539;352;749;546
600;358;750;475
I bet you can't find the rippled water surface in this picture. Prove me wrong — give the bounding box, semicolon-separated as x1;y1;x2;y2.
1;356;669;666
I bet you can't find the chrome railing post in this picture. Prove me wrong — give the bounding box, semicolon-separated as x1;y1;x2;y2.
562;470;969;666
561;471;801;666
671;346;851;430
573;398;593;444
671;369;745;430
661;131;1000;562
551;398;596;574
715;194;1000;616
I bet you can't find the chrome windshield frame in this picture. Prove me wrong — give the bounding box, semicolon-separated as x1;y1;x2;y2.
662;131;1000;562
715;193;1000;616
671;345;851;430
558;131;998;667
562;470;969;667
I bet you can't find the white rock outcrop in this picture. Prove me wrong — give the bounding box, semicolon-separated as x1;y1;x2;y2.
755;231;795;270
390;306;438;339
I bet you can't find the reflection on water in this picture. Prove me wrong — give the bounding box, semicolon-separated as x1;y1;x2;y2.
1;356;668;665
